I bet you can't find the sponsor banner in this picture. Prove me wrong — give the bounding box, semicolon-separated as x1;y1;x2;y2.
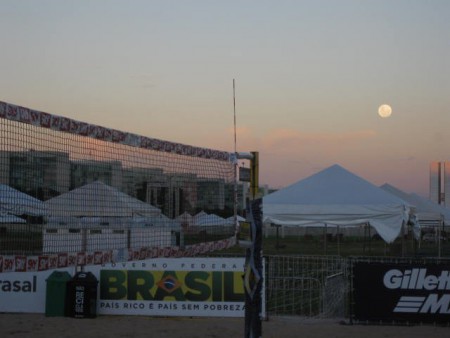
0;267;74;313
87;257;247;317
353;261;450;323
0;237;236;273
0;257;263;317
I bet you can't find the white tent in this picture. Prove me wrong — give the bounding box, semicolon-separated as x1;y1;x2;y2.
226;215;246;225
380;183;450;226
380;183;450;247
263;164;410;243
0;213;26;224
195;213;227;226
409;193;450;226
131;214;181;230
44;181;160;217
193;211;208;223
46;216;82;227
0;184;48;216
177;211;193;226
46;215;180;229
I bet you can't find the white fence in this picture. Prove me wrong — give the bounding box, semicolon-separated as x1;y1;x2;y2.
265;255;348;318
43;227;175;253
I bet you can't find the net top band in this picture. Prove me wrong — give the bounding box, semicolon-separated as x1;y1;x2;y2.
0;101;232;162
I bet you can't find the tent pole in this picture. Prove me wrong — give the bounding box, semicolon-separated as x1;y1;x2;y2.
337;225;340;256
276;224;279;250
401;221;405;257
324;223;327;255
438;221;442;258
362;224;366;254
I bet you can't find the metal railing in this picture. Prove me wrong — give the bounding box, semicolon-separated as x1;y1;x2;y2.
265;255;348;318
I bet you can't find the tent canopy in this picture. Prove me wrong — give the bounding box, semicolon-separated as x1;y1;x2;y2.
194;213;227;226
381;183;450;225
0;213;26;224
46;214;179;229
382;184;439;221
44;181;160;217
0;184;48;216
177;211;193;226
226;215;245;224
263;164;410;243
131;214;181;229
409;193;450;225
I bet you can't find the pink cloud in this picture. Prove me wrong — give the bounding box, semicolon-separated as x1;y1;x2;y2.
261;129;376;155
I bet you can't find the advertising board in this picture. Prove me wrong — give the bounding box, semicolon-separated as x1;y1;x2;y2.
353;261;450;324
0;257;258;318
0;267;74;313
87;257;247;317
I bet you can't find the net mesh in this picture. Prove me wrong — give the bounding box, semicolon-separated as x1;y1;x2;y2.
0;101;239;272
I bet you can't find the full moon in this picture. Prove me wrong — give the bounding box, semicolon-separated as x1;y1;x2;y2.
378;104;392;118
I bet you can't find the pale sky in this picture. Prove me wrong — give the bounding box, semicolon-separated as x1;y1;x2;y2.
1;0;449;197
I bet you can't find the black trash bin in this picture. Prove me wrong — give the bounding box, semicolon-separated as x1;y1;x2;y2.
66;271;98;318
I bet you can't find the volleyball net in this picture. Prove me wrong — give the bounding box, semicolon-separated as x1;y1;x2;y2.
0;101;243;272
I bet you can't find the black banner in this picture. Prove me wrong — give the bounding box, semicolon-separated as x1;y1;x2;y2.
353;261;450;323
244;198;263;338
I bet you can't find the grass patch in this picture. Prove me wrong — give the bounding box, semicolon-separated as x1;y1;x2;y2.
218;234;450;257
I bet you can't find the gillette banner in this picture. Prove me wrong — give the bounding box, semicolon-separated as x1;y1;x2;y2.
353;261;450;324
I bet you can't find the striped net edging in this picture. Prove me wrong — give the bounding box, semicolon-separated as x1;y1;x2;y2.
0;236;236;273
0;101;231;161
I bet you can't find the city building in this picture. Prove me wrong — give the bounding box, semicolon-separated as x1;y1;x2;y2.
430;161;441;204
429;161;450;207
0;150;70;200
71;159;123;190
0;149;248;218
445;162;450;208
122;167;197;218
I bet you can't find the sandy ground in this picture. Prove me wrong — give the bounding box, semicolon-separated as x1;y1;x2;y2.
0;314;449;338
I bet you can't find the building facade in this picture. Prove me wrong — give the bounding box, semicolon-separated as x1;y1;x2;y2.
0;150;70;200
429;161;450;207
0;150;247;218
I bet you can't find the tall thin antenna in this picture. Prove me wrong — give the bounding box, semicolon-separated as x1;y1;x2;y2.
233;79;237;154
233;79;238;234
